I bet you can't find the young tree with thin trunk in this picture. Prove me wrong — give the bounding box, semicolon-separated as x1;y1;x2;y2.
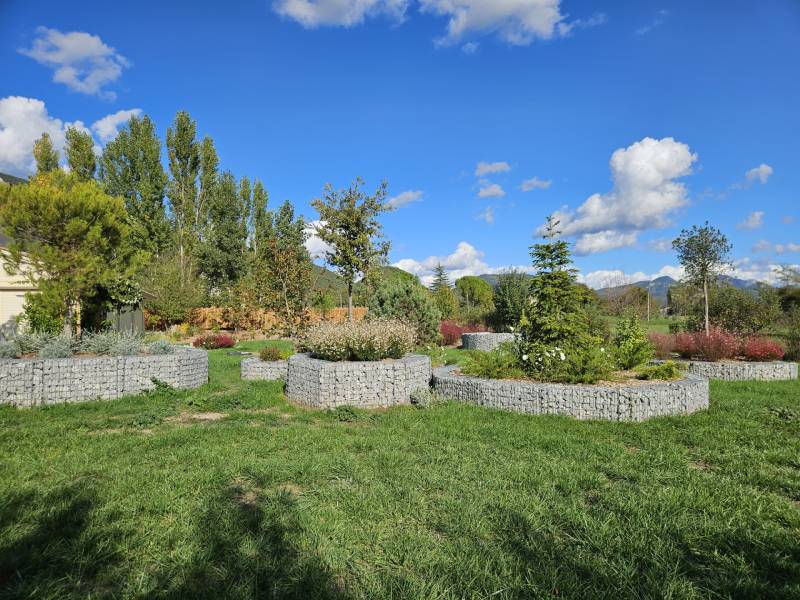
672;222;732;336
33;132;60;174
65;127;96;181
311;178;390;321
99;115;170;254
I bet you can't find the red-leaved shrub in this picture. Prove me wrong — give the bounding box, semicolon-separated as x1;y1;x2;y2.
648;332;675;359
691;327;740;362
673;332;696;359
439;320;486;346
193;333;236;349
741;337;785;361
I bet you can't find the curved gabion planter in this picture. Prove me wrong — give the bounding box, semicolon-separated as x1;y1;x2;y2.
0;347;208;408
683;360;797;381
241;356;288;381
286;353;432;409
432;365;709;422
461;332;517;352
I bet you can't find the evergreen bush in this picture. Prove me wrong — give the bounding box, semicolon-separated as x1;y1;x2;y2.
612;313;654;369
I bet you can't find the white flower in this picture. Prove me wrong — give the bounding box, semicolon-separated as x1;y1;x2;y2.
559;352;565;361
508;326;515;332
600;347;605;353
522;354;529;361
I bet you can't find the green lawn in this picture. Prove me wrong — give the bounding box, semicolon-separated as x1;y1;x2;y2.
1;343;798;599
605;315;673;334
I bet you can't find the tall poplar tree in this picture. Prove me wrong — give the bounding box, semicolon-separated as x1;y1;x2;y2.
64;127;96;180
33;132;60;174
99;115;170;254
196;136;218;247
252;179;269;255
166;112;200;280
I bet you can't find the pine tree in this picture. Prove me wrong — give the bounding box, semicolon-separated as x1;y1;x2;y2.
64;127;96;180
430;263;451;291
33;132;60;174
99;115;170;254
311;178;390;320
166;112;200;280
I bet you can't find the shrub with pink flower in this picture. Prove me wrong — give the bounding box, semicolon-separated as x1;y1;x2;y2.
691;328;740;362
741;337;785;361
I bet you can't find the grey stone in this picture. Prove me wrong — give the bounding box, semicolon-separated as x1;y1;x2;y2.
241;357;288;381
431;365;709;422
286;353;432;408
0;346;208;408
682;360;797;381
461;333;517;352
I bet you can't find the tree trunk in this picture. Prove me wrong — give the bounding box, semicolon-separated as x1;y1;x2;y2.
703;276;710;336
64;300;74;336
347;281;353;322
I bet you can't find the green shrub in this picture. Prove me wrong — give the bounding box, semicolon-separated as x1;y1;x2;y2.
417;344;451;368
461;344;527;380
519;341;612;384
79;331;143;356
636;361;685;381
490;270;529;331
785;308;800;361
38;335;75;358
367;278;441;343
612;313;654;369
259;346;291;361
332;405;360;422
0;341;20;359
20;293;63;335
409;388;447;408
301;318;416;361
148;339;174;355
14;332;52;355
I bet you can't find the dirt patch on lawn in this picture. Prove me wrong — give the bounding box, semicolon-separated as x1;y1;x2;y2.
690;460;712;472
167;411;228;424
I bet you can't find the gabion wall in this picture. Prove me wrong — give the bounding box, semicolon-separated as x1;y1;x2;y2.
684;360;797;381
286;353;432;408
241;356;288;381
0;347;208;408
431;365;709;422
461;333;517;352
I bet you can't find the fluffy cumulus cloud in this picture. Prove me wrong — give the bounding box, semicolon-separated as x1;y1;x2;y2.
304;220;334;260
577;265;685;290
745;163;773;184
19;27;130;99
737;210;764;230
573;231;637;255
521;176;551;191
475;160;510;176
729;257;799;285
541;137;697;254
273;0;408;27
0;96;142;175
393;241;492;285
756;240;800;254
91;108;143;142
386;189;423;209
478;181;505;198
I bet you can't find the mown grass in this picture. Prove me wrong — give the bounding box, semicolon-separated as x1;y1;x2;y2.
606;315;673;334
0;342;798;599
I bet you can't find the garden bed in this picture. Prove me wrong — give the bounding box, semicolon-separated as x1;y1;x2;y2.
285;353;432;408
240;356;288;381
431;364;708;421
0;346;208;407
681;360;797;381
460;332;517;352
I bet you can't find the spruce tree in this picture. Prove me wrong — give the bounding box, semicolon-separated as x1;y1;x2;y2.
99;115;170;254
64;127;96;180
33;132;60;174
430;263;451;291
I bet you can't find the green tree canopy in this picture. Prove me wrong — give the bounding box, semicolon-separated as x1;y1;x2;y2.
311;178;390;320
33;132;60;174
455;276;494;310
491;270;530;331
64;127;96;181
166;111;201;277
367;277;441;343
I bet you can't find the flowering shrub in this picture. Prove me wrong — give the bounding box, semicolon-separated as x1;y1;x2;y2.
300;318;416;361
648;332;675;359
741;337;785;361
673;332;697;359
691;328;740;362
193;334;236;350
439;320;486;346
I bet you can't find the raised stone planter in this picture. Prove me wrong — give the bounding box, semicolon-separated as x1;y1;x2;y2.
461;332;517;352
682;360;797;381
432;365;709;422
286;353;432;409
241;356;288;381
0;346;208;408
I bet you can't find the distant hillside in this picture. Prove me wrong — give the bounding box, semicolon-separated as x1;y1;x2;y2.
478;272;534;288
312;265;421;306
0;172;26;185
596;275;762;305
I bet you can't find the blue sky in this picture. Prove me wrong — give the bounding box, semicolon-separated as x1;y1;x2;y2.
1;0;798;287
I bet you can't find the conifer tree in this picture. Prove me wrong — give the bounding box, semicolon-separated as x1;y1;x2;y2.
64;127;96;180
430;263;451;290
33;132;60;174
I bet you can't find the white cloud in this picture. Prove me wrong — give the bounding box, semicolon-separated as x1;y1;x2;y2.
776;243;800;255
478;182;505;198
635;9;668;36
91;108;143;142
729;257;797;285
574;231;637;255
745;163;773;184
19;27;130;99
386;189;423;209
461;41;479;54
0;96;66;174
304;220;334;260
420;0;595;46
648;238;671;252
752;239;773;253
273;0;408;27
475;160;510;176
520;176;551;191
476;206;494;225
578;264;685;289
737;210;764;230
540;137;697;253
393;241;493;285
